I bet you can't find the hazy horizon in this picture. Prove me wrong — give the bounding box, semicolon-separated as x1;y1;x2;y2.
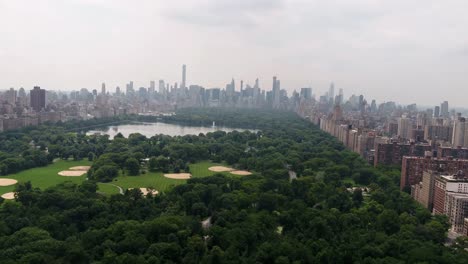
1;0;467;107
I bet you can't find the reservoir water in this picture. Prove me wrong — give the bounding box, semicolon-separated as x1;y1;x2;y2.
86;122;256;138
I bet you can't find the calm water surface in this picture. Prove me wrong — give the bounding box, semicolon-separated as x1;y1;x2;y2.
86;122;256;138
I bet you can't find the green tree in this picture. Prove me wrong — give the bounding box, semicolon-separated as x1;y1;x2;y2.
125;157;140;176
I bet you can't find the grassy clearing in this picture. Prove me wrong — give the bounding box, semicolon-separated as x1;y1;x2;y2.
97;183;121;195
105;161;232;195
0;160;92;196
0;160;252;197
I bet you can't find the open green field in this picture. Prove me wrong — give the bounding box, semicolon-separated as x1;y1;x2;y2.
96;183;122;195
0;160;92;197
0;160;252;197
105;161;232;195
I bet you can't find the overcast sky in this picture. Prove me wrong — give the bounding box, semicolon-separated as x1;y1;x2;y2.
1;0;467;107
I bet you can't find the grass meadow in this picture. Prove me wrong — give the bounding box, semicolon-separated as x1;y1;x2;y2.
0;160;245;197
0;160;92;197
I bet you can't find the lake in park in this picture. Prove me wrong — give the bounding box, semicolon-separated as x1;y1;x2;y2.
86;122;257;138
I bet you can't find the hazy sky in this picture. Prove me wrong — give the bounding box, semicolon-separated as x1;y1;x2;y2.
1;0;467;106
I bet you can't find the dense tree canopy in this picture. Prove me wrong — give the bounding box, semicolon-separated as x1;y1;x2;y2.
0;108;466;263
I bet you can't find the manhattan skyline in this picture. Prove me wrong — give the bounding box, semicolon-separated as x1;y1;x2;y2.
1;0;467;106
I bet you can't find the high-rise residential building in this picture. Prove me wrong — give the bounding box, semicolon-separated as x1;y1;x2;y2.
424;124;453;142
412;170;437;209
30;86;46;112
441;101;449;118
398;115;412;139
400;156;468;190
374;141;432;167
434;106;440;117
181;64;187;89
101;83;106;95
452;117;468;147
438;146;468;159
433;171;468;233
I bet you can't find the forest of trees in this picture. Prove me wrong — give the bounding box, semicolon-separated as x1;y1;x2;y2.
0;108;467;263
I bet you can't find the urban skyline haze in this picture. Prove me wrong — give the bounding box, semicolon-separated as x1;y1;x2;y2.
1;0;467;106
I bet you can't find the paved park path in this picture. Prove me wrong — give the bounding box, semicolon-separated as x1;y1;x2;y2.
107;183;124;194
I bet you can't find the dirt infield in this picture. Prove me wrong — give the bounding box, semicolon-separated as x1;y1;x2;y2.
230;170;252;176
58;171;87;177
0;179;18;186
69;166;91;171
1;192;16;200
129;188;159;196
208;166;234;172
164;173;192;179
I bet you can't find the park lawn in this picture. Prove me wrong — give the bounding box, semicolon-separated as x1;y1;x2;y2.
97;183;121;195
0;160;92;197
104;161;231;195
190;161;231;178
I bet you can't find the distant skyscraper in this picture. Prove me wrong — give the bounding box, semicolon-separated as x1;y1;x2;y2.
30;86;46;112
115;86;121;95
300;88;312;100
272;76;280;109
159;80;166;95
441;101;449;118
226;79;235;97
149;81;155;94
101;83;106;94
434;106;440;117
5;88;17;105
426;108;434;118
231;78;235;91
370;100;377;112
329;83;335;101
181;64;186;89
18;87;26;98
254;78;259;89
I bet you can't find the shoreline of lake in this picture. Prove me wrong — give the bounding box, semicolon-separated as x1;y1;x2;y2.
86;121;258;138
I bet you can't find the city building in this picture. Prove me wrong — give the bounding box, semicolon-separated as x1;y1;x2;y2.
452;117;468;147
401;156;468;190
441;101;449;118
412;170;437;209
30;86;46;112
397;115;412;140
374;142;431;167
181;64;187;89
433;171;468;233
